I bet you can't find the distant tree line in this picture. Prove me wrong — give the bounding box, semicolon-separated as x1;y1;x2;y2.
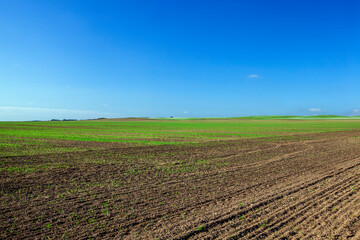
50;119;78;121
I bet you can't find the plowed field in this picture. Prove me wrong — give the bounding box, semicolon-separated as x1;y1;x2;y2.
2;119;360;239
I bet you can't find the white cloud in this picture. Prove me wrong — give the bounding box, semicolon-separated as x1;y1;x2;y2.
184;111;188;114
248;74;259;78
0;106;94;113
352;109;360;114
309;108;322;113
0;106;116;121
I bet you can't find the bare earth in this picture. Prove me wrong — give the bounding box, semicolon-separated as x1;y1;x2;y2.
2;131;360;239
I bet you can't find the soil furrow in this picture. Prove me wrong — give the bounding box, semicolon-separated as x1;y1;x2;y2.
222;169;359;239
172;156;360;240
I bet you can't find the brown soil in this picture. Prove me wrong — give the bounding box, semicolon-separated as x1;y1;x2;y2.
2;131;360;239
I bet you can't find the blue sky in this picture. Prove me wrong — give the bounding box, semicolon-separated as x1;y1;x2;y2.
1;0;360;120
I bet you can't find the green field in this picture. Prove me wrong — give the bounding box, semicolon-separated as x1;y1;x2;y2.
2;118;360;157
